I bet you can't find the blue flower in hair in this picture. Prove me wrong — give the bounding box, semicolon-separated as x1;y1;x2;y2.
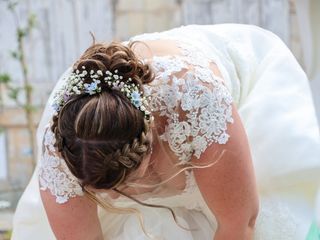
52;102;61;112
131;91;142;108
84;81;99;95
52;68;153;122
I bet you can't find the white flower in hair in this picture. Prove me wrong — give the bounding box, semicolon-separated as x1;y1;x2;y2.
52;67;153;122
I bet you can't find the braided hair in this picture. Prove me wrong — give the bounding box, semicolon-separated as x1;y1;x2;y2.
51;41;155;190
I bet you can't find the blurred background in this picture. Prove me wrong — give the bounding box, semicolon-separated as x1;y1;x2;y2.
0;0;319;238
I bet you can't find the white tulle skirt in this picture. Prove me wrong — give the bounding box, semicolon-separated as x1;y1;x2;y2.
11;24;320;239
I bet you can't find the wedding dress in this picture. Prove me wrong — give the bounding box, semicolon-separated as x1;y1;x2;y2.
11;24;320;239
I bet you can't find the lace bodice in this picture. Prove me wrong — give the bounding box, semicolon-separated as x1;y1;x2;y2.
15;24;317;240
38;126;84;203
38;36;234;205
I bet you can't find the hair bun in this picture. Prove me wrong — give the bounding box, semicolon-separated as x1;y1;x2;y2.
74;41;154;85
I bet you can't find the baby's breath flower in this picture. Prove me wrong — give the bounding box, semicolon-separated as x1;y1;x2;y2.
52;68;152;121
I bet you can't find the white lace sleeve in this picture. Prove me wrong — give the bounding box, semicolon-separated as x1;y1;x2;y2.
144;40;234;164
38;124;84;204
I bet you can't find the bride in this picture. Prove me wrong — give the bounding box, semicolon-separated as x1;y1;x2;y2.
11;24;320;239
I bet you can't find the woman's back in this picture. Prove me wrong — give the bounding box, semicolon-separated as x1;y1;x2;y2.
12;24;320;240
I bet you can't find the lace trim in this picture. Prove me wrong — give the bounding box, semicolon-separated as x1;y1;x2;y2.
39;34;234;205
38;124;84;204
142;40;234;164
130;34;235;201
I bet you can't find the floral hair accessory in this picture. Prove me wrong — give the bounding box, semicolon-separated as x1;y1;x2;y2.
52;66;153;121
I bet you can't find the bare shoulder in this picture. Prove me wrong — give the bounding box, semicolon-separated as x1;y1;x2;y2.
40;188;103;239
192;102;259;230
130;39;182;60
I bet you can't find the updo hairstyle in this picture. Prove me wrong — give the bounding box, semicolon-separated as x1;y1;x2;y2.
51;40;155;190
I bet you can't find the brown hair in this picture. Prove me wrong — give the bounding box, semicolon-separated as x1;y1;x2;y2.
50;39;227;238
51;41;155;191
50;40;201;238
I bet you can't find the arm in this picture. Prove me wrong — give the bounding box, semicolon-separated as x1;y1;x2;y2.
40;188;103;240
192;102;259;240
142;46;259;238
38;126;103;240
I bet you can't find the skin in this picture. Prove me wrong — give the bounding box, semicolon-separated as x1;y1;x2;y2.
192;102;259;239
192;61;259;239
40;40;259;239
40;189;103;240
